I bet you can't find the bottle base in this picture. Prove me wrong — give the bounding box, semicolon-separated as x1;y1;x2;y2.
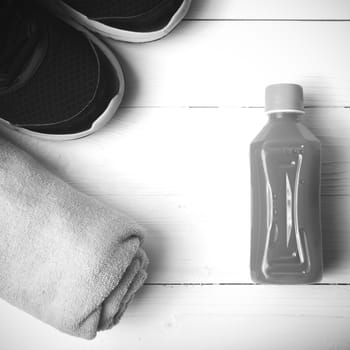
251;270;323;285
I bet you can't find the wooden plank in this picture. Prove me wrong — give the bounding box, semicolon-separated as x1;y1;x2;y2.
188;0;350;20
1;285;350;349
111;22;350;108
1;107;350;283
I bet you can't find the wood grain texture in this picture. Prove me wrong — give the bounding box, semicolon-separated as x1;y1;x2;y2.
188;0;350;20
2;1;350;348
112;21;350;108
2;107;349;284
1;285;350;350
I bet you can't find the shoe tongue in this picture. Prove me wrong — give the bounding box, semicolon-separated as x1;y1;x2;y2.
0;2;45;91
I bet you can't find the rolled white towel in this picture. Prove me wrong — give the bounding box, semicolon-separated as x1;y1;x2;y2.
0;138;148;339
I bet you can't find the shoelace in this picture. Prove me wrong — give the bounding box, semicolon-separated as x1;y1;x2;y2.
0;0;41;90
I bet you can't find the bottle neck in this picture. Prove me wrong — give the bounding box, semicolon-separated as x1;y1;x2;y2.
268;111;304;122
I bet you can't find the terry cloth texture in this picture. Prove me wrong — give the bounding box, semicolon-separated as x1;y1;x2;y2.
0;137;148;339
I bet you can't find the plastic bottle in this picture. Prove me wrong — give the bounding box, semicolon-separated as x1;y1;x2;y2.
250;84;323;284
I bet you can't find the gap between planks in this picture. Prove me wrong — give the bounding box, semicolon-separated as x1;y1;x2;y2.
144;283;350;286
185;19;350;22
119;106;350;109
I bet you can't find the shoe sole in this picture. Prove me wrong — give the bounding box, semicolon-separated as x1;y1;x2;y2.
50;0;192;43
0;26;125;141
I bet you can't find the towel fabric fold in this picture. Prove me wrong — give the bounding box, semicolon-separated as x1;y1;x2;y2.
0;137;148;339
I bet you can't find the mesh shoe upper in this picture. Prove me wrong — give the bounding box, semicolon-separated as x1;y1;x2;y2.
63;0;164;18
0;1;120;135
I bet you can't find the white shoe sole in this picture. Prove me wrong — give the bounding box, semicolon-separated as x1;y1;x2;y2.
51;0;192;43
0;27;125;141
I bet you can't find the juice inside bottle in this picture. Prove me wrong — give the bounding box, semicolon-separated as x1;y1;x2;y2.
250;84;323;284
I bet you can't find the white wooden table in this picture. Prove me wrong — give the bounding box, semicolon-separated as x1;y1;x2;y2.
2;1;350;348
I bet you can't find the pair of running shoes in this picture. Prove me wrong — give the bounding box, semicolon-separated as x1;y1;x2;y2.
0;0;192;140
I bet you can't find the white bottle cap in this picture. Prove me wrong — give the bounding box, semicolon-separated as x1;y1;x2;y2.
265;84;305;115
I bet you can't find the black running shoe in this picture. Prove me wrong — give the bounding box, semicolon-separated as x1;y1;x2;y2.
42;0;192;43
0;0;124;140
